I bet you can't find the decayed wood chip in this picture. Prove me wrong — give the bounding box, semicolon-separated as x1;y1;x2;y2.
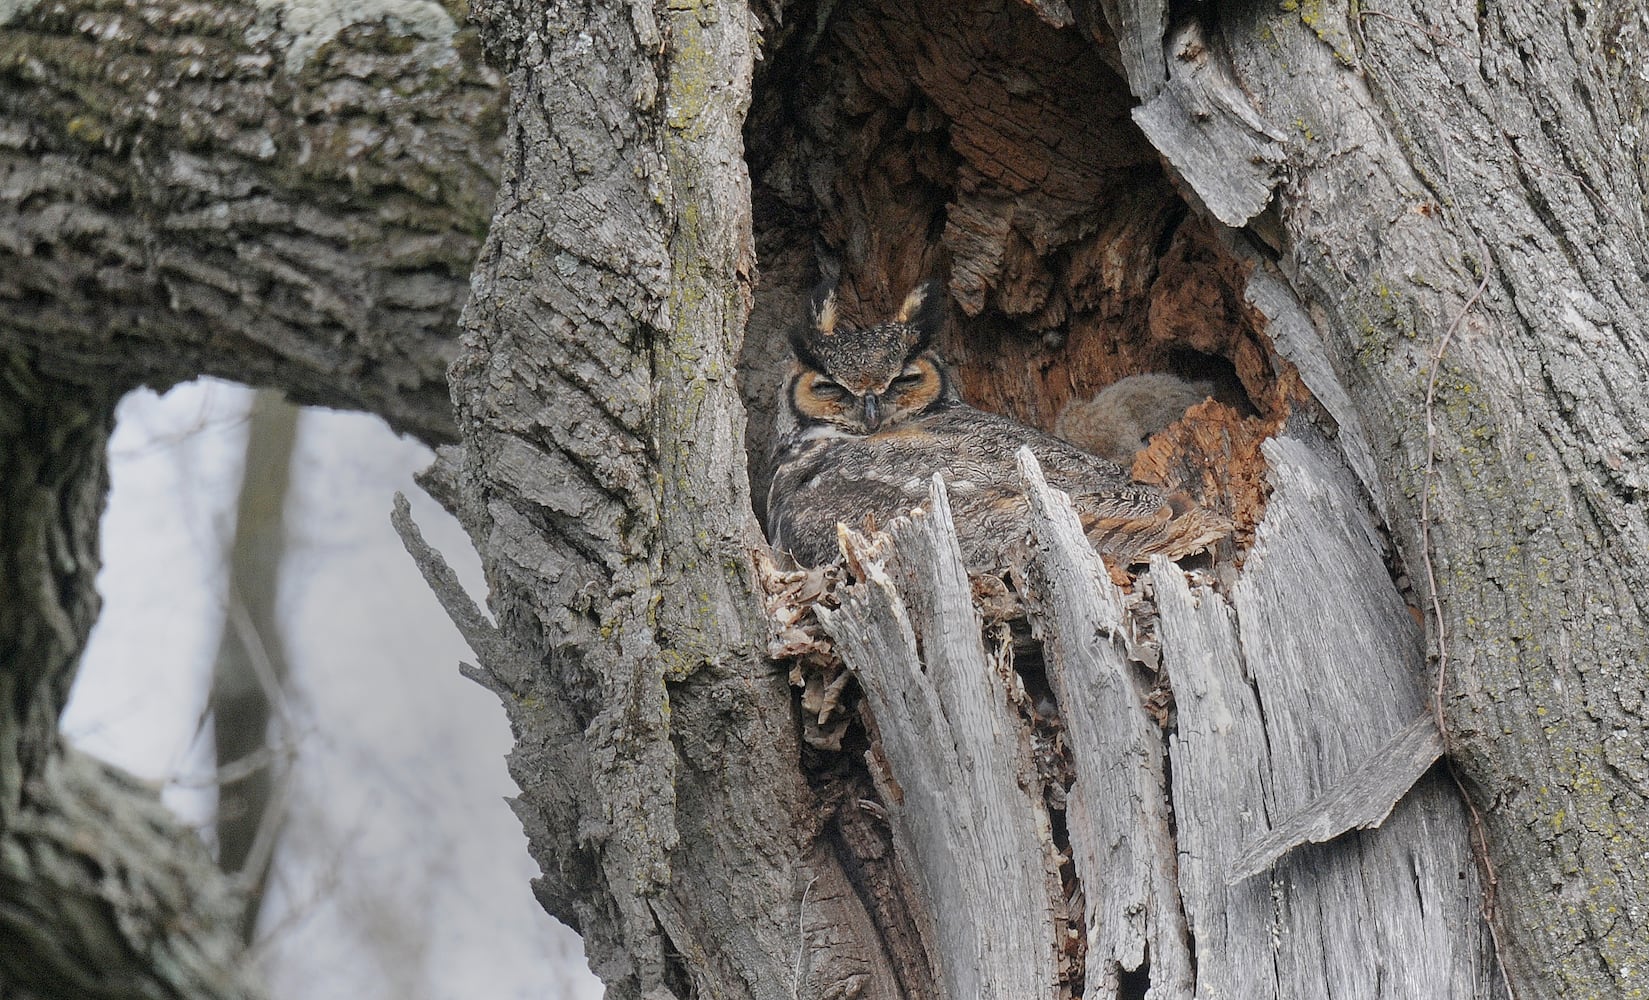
756;545;859;748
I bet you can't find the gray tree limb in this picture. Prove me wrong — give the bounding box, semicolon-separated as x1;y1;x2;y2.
0;0;502;441
0;352;259;998
210;390;300;943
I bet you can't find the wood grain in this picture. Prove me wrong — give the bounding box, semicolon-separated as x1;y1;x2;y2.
818;476;1061;1000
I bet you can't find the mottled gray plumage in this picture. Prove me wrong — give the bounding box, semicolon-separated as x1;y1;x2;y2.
766;283;1228;571
1055;373;1213;464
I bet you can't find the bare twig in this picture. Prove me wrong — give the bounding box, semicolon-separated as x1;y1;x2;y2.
791;875;819;999
1421;239;1491;731
390;492;527;697
1356;8;1464;52
1418;237;1518;1000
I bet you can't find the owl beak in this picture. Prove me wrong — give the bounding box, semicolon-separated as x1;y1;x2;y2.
861;393;882;431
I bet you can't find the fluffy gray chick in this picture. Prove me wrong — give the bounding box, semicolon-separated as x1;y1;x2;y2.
1055;373;1214;465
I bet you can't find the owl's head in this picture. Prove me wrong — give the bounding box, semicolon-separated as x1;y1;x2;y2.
785;281;957;437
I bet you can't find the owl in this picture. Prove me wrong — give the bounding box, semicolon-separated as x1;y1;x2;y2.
1055;373;1214;465
765;281;1229;572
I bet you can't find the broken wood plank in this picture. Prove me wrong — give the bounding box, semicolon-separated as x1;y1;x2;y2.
1158;431;1505;999
1151;558;1281;1000
1225;713;1446;883
1017;447;1194;1000
816;475;1060;1000
1095;0;1169;100
1242;264;1386;516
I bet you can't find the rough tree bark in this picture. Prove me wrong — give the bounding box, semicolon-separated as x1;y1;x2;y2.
1;1;1644;999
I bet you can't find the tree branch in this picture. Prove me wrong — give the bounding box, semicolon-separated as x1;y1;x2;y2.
0;0;503;443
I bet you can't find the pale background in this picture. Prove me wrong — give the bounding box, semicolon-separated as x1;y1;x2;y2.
62;379;605;1000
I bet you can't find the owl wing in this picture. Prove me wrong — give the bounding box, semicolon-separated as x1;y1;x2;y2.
767;434;939;567
768;405;1228;570
930;407;1228;564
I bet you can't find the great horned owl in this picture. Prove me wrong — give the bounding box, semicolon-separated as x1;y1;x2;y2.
765;282;1228;571
1055;373;1214;465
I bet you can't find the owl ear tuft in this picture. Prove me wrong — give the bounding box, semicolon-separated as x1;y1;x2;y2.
894;281;945;343
808;281;839;336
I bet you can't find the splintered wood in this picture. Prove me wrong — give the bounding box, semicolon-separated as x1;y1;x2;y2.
1156;434;1502;999
757;550;853;750
761;433;1504;1000
818;477;1063;1000
1016;449;1195;998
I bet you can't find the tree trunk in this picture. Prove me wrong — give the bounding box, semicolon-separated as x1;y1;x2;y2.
2;1;1643;998
451;1;1643;997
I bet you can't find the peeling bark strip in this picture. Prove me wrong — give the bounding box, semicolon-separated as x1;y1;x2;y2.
1015;449;1193;1000
1225;714;1445;883
0;0;500;441
817;477;1060;1000
1130;21;1284;229
1157;434;1503;1000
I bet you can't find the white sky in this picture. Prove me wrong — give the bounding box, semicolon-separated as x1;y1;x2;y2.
62;379;603;1000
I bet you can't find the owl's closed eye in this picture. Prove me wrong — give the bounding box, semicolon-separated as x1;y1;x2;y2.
783;282;957;438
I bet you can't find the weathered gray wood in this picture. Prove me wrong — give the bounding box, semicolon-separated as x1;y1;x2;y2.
817;475;1060;1000
1150;560;1279;1000
1230;436;1423;783
1240;264;1385;517
1158;432;1503;1000
1016;449;1193;1000
1225;714;1445;883
1130;22;1285;228
1198;4;1649;991
1094;0;1167;99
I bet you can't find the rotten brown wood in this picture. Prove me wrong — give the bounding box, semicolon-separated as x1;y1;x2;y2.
741;0;1288;512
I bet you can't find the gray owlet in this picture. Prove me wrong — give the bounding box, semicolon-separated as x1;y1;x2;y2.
1054;373;1214;465
765;282;1229;572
